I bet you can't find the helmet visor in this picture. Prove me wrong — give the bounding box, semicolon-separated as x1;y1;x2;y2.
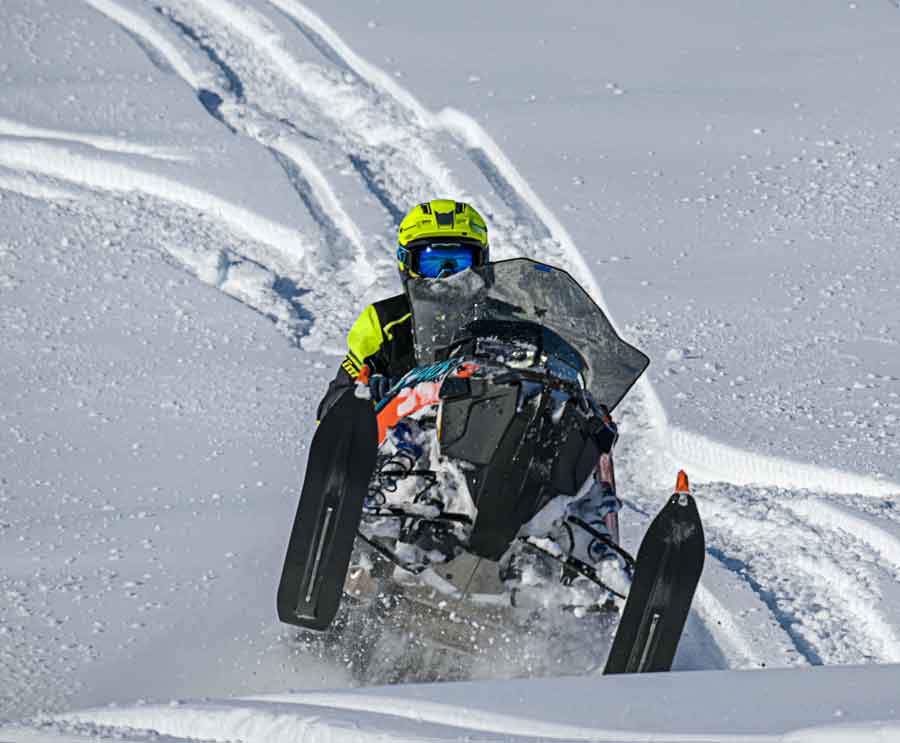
415;243;476;278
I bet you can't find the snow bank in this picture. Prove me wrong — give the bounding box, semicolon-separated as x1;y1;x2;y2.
37;664;900;743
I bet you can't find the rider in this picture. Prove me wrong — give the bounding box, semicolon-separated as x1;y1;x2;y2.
318;199;622;581
317;199;489;420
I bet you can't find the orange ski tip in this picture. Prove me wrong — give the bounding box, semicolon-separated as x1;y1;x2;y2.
675;470;690;494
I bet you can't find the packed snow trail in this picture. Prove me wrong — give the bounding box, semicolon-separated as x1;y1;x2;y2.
2;0;900;726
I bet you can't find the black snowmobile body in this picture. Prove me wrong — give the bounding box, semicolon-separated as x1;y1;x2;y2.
427;345;604;561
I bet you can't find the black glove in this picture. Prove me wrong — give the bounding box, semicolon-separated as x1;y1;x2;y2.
368;373;391;402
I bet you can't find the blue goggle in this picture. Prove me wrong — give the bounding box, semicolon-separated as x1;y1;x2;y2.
398;243;477;278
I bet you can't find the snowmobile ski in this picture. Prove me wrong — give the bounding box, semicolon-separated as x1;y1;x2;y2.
603;470;705;674
277;390;377;631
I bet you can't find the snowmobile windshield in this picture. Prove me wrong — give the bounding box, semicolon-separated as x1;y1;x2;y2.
406;258;649;411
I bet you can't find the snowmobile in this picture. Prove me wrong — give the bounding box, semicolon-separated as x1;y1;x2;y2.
277;258;705;675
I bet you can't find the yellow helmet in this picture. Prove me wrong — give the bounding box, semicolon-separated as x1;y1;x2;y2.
397;200;489;281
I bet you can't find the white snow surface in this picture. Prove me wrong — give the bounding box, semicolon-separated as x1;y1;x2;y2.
2;0;900;740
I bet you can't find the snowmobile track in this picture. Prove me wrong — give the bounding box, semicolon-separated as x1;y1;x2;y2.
0;117;189;162
785;497;900;574
701;486;900;665
0;148;318;343
86;0;368;270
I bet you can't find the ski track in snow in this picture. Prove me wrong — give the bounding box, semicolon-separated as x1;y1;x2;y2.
0;138;305;259
0;117;190;162
700;484;900;665
785;497;900;574
0;168;82;202
84;0;367;274
2;0;899;728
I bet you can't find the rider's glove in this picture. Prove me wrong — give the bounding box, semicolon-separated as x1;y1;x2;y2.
369;373;391;403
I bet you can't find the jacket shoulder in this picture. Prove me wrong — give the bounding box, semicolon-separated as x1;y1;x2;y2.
373;293;412;341
372;292;411;321
346;293;411;367
346;304;383;368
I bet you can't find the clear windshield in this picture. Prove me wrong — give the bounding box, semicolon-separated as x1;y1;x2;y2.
405;258;649;411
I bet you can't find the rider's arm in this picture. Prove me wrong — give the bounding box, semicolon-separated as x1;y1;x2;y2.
316;304;386;421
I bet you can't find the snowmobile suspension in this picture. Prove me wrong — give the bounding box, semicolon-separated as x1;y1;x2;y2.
565;514;636;572
368;451;438;506
519;538;630;600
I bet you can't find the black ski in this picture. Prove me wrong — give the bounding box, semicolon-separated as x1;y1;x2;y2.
604;471;705;674
277;390;377;631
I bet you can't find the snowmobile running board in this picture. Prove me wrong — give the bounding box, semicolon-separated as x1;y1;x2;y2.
277;391;377;631
603;471;705;674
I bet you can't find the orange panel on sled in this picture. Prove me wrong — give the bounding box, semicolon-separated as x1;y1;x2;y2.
376;382;442;444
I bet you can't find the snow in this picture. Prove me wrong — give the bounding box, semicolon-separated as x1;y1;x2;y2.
1;0;900;740
15;665;900;742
